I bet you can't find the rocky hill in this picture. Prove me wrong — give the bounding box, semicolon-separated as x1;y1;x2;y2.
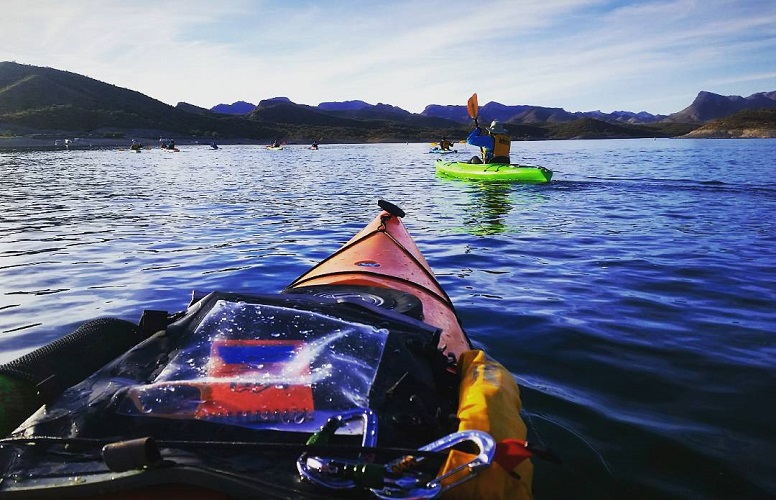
317;100;372;111
0;61;275;139
668;91;776;122
210;100;256;115
682;108;776;138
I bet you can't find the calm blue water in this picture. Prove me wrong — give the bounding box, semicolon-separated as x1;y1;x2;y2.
1;139;775;498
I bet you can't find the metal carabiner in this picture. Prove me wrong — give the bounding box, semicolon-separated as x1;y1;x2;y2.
370;430;496;499
296;408;378;490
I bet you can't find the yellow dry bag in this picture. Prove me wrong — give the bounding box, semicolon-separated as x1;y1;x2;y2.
439;350;534;499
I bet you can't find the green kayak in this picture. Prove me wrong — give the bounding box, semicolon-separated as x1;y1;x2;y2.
435;159;553;183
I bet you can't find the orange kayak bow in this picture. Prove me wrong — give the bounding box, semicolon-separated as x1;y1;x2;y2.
285;200;472;358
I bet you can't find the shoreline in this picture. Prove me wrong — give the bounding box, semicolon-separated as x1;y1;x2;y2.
2;130;774;150
0;136;280;149
0;136;431;149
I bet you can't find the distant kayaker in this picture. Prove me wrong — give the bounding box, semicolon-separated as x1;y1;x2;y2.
130;139;142;150
168;139;175;150
467;120;510;164
272;138;281;148
439;137;452;151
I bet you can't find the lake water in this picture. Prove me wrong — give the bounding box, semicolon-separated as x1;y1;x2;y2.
1;139;775;498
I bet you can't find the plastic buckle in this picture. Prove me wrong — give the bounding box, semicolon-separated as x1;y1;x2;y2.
296;409;378;490
371;430;496;499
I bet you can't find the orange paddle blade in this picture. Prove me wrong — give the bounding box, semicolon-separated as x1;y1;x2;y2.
467;93;479;119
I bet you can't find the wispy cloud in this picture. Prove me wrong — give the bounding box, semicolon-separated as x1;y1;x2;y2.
2;0;775;114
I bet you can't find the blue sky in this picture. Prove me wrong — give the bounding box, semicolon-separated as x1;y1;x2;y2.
3;0;775;115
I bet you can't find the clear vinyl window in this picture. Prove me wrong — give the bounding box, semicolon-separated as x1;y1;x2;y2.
120;300;388;433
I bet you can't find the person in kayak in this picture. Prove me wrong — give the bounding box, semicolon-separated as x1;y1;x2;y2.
467;120;510;164
439;137;453;151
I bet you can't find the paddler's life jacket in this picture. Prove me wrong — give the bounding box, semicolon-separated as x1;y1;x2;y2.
482;132;511;163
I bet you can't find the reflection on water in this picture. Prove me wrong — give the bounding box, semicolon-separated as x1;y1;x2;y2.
436;175;552;235
463;183;513;235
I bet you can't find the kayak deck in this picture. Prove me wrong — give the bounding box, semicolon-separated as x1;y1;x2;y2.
286;202;471;358
435;159;553;183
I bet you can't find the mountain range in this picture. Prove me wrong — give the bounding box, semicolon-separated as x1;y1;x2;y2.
211;91;776;126
1;61;775;143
